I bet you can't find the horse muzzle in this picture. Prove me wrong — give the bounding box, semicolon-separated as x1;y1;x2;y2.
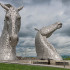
9;35;18;42
57;22;62;29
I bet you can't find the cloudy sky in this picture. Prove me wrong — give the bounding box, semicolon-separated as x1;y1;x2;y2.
0;0;70;57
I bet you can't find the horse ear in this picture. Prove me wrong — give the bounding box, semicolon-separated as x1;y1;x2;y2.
35;28;39;31
0;3;9;10
17;6;23;11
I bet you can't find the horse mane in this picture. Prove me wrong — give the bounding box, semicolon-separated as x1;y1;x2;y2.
5;4;12;8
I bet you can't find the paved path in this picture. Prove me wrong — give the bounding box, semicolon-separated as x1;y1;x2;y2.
0;60;70;69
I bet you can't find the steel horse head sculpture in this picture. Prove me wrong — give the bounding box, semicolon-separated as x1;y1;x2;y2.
35;22;63;61
0;3;23;60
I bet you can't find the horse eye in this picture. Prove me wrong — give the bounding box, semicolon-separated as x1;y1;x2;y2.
6;16;9;20
17;17;21;20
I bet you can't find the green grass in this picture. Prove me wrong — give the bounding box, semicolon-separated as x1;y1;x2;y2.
63;58;70;60
0;63;69;70
62;55;70;60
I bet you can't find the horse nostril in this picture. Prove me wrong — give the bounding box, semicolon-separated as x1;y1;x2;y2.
17;38;18;41
58;23;62;25
9;37;11;42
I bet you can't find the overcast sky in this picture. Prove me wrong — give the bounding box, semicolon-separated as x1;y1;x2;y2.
0;0;70;57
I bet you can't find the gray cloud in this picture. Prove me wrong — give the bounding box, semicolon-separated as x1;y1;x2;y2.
0;0;51;7
11;0;23;7
0;0;12;2
16;47;36;57
16;37;36;57
17;37;35;48
0;0;23;7
19;23;36;37
61;0;70;15
23;0;51;6
60;26;70;36
31;0;51;5
62;0;70;6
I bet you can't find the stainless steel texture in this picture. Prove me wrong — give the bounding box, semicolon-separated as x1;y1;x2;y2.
35;22;63;60
0;3;23;60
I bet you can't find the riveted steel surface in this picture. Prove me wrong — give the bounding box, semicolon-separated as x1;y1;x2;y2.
35;22;62;60
0;3;23;60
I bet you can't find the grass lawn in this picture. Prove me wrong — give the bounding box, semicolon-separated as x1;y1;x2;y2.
63;58;70;60
0;63;69;70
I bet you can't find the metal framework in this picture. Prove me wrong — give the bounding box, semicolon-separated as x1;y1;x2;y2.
35;22;63;60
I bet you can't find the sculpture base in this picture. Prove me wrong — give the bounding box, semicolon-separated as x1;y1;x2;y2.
33;60;69;65
0;59;69;66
